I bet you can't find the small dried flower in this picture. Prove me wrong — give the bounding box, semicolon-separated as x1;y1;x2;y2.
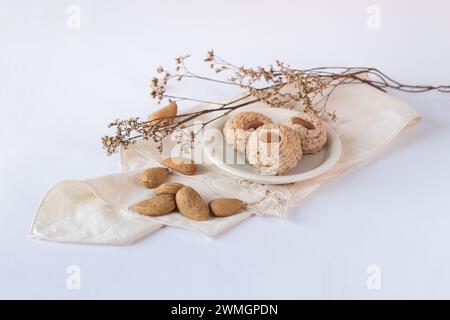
204;50;214;62
103;50;449;156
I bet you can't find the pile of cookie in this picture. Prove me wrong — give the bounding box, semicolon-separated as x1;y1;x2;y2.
223;111;327;175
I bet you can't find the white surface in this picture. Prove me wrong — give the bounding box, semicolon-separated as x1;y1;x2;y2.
203;106;342;184
1;0;450;299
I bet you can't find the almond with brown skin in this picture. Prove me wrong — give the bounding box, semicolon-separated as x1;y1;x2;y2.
162;157;198;175
133;194;176;216
175;186;209;221
148;102;177;124
154;182;184;196
209;198;245;217
139;167;170;188
291;117;315;130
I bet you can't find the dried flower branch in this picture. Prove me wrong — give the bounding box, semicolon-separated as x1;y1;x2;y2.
102;50;450;155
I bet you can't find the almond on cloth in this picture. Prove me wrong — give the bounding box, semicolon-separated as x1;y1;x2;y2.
209;198;245;217
154;182;184;196
148;102;177;124
133;194;176;216
139;167;170;188
175;186;209;221
162;157;198;175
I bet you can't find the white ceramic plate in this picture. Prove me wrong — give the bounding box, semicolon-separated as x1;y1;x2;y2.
202;106;342;184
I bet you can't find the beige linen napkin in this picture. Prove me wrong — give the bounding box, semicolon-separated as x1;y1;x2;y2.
30;81;421;245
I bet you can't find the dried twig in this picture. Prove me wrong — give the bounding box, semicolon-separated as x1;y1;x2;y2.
102;50;450;155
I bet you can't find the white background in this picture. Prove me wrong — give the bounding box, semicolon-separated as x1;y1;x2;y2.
1;0;450;299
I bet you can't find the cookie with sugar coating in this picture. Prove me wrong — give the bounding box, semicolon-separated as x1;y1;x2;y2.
223;112;273;153
246;123;302;176
286;112;327;154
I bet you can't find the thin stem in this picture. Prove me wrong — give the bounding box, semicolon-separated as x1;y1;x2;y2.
182;74;241;87
162;95;225;105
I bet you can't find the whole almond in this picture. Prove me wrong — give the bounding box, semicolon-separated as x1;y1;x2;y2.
292;117;315;130
133;194;176;216
139;167;170;188
154;182;184;196
175;186;209;221
148;102;177;124
209;198;245;217
162;157;198;175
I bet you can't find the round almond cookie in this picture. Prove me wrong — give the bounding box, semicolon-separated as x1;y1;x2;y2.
286;112;327;154
223;112;273;153
246;124;302;176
